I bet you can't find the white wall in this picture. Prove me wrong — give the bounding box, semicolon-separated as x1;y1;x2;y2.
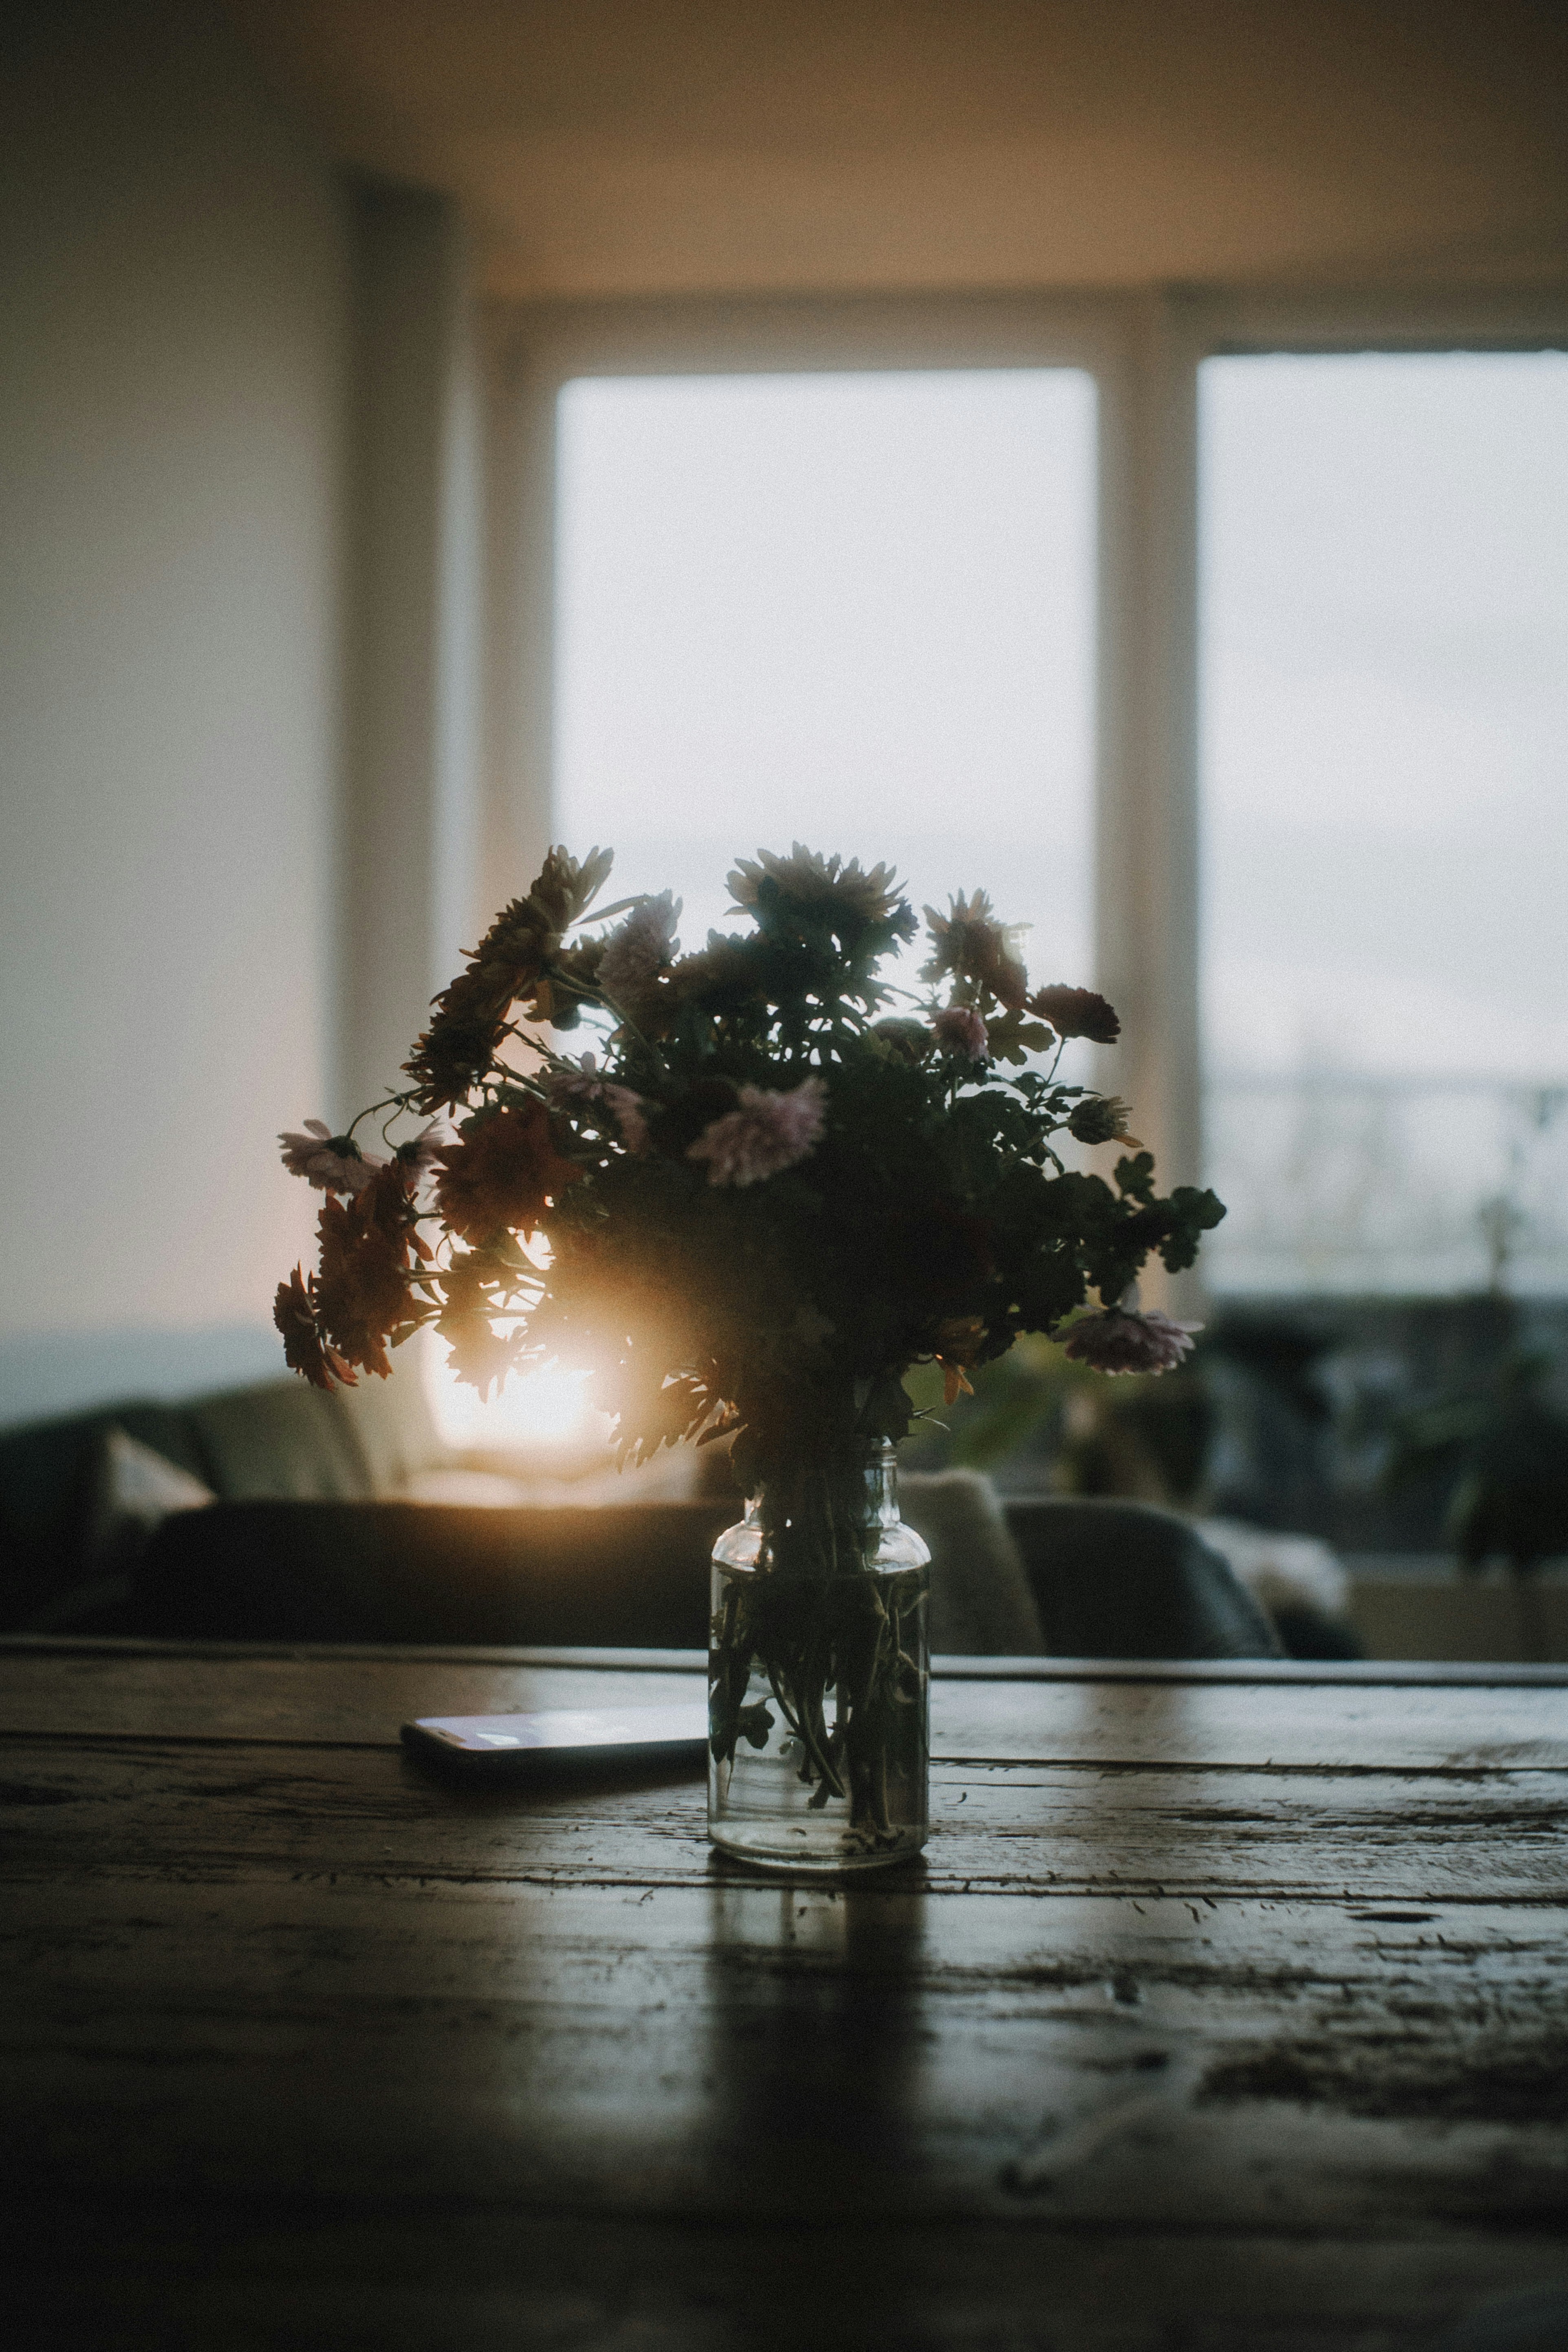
0;0;351;1423
342;189;483;1123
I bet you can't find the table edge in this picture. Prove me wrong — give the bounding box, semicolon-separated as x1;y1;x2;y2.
3;1636;1565;1686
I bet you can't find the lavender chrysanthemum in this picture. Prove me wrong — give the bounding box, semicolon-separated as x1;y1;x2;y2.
544;1052;607;1107
1059;1305;1201;1376
549;1057;647;1150
932;1006;989;1061
598;894;679;1004
278;1120;383;1194
602;1084;650;1154
687;1078;827;1188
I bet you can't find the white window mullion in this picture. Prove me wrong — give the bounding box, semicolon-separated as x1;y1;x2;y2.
1094;295;1205;1308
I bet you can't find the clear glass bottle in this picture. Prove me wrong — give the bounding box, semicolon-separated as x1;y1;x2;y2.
707;1442;930;1872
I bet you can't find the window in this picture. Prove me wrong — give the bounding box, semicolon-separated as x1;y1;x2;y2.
464;295;1568;1489
554;368;1098;989
1199;350;1568;1296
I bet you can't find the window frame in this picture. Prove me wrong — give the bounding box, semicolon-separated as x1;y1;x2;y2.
480;283;1568;1305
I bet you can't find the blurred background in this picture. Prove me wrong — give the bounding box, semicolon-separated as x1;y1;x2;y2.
3;1;1566;1654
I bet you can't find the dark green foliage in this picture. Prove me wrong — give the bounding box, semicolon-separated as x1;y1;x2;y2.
318;842;1224;1471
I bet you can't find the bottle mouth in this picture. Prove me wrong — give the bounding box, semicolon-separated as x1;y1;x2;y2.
739;1441;905;1548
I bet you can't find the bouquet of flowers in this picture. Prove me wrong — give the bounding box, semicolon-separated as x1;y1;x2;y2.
274;843;1222;1849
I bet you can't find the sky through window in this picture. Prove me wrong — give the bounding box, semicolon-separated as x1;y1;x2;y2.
1199;350;1568;1294
555;368;1097;998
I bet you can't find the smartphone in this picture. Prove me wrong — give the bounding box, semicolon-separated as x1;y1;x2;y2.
401;1702;710;1781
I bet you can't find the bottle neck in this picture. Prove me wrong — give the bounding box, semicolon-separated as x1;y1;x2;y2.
860;1440;901;1532
743;1441;902;1553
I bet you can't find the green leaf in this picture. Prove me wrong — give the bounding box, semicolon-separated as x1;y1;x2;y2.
1114;1151;1157;1204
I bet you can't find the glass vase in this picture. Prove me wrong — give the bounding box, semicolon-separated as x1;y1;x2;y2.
707;1442;930;1872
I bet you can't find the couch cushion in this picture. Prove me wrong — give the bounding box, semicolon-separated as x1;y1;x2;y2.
331;1356;446;1495
0;1399;207;1629
1004;1496;1282;1659
185;1381;374;1503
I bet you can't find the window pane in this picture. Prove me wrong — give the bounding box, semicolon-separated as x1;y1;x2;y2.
555;369;1096;987
1200;351;1568;1296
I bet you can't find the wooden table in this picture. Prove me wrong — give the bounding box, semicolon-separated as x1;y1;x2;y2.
3;1638;1566;2350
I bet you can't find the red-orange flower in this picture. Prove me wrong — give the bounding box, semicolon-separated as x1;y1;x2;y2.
403;846;616;1112
313;1181;415;1380
434;1100;582;1243
359;1158;428;1249
272;1265;355;1391
1026;985;1121;1043
403;968;512;1115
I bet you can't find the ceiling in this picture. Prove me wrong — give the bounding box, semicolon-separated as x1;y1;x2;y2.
223;0;1568;301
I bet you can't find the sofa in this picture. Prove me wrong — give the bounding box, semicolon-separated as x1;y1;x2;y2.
0;1361;1283;1658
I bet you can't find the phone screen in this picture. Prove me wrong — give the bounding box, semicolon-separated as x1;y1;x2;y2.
401;1703;709;1779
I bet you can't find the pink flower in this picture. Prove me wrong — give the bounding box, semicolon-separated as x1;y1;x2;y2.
544;1053;607;1107
1060;1306;1202;1376
598;894;679;1004
278;1120;384;1194
932;1006;989;1061
548;1059;648;1151
602;1084;650;1154
687;1078;827;1188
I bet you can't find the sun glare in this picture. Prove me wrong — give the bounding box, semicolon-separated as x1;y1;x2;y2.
425;1343;599;1453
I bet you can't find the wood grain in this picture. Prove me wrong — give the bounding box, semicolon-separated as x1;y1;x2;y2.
6;1644;1566;1765
3;1639;1565;2350
4;1744;1566;1903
